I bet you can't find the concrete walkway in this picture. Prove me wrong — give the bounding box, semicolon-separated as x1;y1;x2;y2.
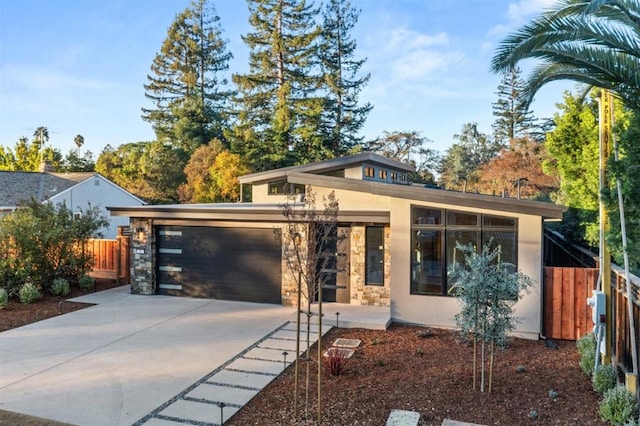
0;286;389;426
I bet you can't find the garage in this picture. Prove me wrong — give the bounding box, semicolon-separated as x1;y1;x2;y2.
156;225;282;304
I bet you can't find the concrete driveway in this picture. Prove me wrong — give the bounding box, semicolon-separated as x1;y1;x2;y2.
0;286;306;426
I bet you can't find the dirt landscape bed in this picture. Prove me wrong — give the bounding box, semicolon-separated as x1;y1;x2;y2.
0;279;122;333
228;325;605;425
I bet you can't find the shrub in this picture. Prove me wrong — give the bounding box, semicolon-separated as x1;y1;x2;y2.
323;348;348;376
50;278;70;296
577;333;596;356
19;281;42;304
599;386;638;425
0;288;7;309
78;275;94;290
593;364;618;394
577;333;597;376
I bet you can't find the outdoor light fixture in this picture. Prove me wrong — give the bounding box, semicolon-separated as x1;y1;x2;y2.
136;228;145;241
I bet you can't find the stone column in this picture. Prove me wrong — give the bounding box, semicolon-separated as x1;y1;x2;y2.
130;218;155;295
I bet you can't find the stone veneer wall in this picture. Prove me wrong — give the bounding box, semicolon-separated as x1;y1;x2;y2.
349;225;391;307
279;223;311;307
129;217;155;295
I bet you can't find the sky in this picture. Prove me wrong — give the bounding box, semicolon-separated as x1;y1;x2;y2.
0;0;573;157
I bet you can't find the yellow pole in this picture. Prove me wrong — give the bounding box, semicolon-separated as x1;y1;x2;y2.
599;89;613;364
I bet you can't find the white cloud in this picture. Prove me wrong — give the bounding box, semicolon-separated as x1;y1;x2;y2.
488;0;557;37
2;65;106;92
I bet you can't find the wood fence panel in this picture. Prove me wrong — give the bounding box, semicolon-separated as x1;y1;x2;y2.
86;237;130;283
544;267;598;340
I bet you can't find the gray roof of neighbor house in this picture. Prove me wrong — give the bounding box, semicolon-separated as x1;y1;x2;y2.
238;152;414;184
0;171;97;209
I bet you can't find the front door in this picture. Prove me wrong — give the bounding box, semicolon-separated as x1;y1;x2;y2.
335;226;351;303
319;226;350;303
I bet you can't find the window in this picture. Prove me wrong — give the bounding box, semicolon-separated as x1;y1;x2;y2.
364;166;375;178
391;172;397;181
411;206;517;296
379;169;387;180
366;227;384;285
268;181;305;195
320;169;345;178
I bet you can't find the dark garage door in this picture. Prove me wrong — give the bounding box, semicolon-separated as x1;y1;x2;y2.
156;226;282;304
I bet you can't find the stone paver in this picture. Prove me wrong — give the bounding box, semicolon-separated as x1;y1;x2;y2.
386;409;420;425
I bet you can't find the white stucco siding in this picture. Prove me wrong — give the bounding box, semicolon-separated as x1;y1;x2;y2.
389;199;544;339
49;176;144;238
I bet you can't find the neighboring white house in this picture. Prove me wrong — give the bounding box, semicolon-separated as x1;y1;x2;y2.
0;171;145;238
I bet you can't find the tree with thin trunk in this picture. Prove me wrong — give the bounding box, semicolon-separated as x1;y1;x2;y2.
448;241;534;393
276;186;339;422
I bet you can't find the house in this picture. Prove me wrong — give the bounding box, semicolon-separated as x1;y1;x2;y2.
109;153;565;339
0;170;145;238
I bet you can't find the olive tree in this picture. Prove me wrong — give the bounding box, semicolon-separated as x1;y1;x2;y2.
448;241;534;393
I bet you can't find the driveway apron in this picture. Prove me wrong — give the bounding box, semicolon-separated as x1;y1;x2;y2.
0;286;317;426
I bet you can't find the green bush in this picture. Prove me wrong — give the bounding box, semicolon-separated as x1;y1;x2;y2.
19;281;42;304
577;332;596;356
577;333;597;376
593;364;618;394
78;275;94;290
0;288;8;309
50;278;70;296
599;386;638;425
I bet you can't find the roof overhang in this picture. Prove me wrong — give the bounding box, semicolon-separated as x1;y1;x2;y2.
285;172;566;220
108;203;390;224
239;152;414;185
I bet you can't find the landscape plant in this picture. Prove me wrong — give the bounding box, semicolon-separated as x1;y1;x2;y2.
0;288;7;309
577;332;597;376
78;275;94;290
50;278;70;297
277;185;340;421
322;348;348;377
0;199;108;296
18;281;42;304
593;364;618;394
599;385;638;425
448;241;534;393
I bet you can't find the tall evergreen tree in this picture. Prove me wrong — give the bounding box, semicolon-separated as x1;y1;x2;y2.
142;0;233;152
231;0;323;171
319;0;371;154
491;66;535;147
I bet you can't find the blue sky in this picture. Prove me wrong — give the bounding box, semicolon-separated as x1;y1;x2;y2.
0;0;572;157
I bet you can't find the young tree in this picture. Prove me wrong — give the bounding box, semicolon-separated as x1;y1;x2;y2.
318;0;372;154
448;241;534;393
365;130;439;183
231;0;323;171
0;199;108;296
142;0;233;151
276;186;340;421
492;66;535;147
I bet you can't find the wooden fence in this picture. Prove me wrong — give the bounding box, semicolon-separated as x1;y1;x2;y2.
611;266;640;374
543;267;598;340
85;236;130;284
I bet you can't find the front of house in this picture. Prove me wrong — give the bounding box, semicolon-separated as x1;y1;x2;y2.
110;153;564;339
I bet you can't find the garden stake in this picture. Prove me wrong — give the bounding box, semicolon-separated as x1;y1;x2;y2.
294;266;301;419
489;340;494;393
473;335;477;390
318;273;323;425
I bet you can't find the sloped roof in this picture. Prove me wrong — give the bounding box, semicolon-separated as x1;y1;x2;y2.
0;171;96;208
238;152;414;184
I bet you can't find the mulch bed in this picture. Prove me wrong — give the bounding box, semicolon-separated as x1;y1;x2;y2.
0;279;123;332
227;325;606;425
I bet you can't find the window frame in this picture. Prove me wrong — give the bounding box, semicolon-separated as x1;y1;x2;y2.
267;180;305;196
410;205;518;297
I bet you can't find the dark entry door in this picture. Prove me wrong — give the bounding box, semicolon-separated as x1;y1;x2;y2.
156;226;282;304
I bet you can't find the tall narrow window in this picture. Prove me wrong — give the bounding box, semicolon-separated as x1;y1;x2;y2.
365;226;384;285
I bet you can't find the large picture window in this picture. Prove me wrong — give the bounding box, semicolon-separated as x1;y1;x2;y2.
411;207;518;296
366;226;384;285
